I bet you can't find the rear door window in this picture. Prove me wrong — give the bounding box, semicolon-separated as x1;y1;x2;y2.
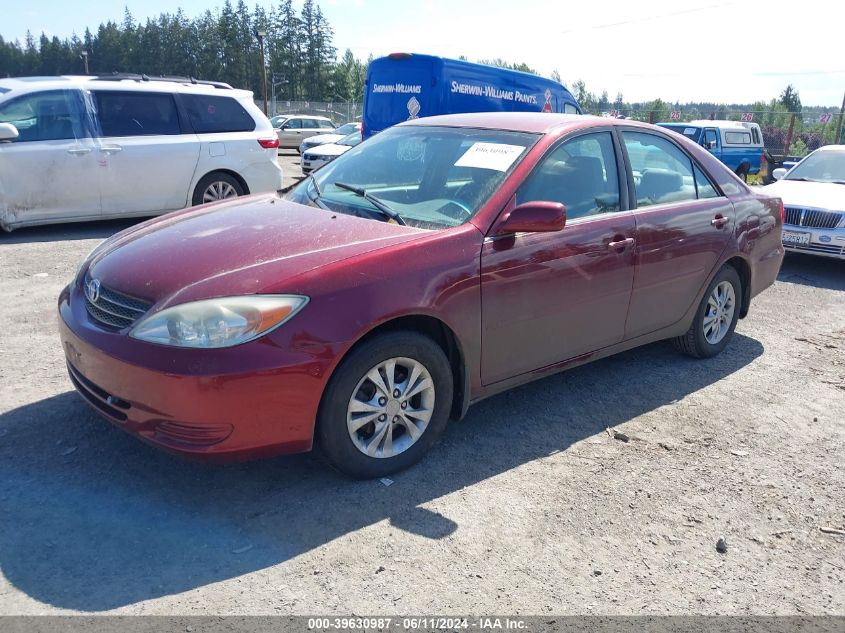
181;94;255;133
93;91;181;136
623;131;698;207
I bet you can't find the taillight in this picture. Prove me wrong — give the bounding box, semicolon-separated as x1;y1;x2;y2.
361;120;365;140
258;138;280;149
388;52;412;60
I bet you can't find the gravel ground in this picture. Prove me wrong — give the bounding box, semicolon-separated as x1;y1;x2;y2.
0;152;843;615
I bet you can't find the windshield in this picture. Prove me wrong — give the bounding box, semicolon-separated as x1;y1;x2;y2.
338;131;362;147
335;122;359;135
286;125;538;230
270;115;288;127
786;150;845;183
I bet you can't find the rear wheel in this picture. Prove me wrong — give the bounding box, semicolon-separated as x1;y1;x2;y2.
317;331;453;479
192;172;244;206
673;265;741;359
735;165;749;183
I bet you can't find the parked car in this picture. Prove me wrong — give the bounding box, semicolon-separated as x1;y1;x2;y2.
764;145;845;259
0;74;282;231
60;113;784;478
275;115;335;151
658;120;765;181
300;131;362;174
299;121;362;154
363;53;581;139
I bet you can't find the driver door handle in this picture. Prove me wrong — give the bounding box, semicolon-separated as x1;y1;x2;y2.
608;237;635;250
99;145;123;155
67;147;92;155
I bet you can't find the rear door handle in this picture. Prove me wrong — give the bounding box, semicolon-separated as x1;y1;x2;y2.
608;237;635;250
67;147;92;155
99;145;123;155
711;215;729;227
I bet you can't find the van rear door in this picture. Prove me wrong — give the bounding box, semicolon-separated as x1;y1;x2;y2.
364;57;437;136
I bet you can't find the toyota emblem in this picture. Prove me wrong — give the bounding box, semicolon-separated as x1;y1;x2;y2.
86;278;101;303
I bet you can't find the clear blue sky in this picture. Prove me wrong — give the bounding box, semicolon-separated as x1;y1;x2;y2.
5;0;843;106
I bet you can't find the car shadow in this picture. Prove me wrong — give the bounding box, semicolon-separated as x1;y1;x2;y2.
0;335;763;611
0;219;146;244
777;252;845;291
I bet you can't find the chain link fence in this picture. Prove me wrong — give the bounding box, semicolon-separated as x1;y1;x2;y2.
257;99;843;161
258;99;362;125
584;108;843;160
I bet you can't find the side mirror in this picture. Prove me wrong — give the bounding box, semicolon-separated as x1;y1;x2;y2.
495;201;566;236
772;168;787;181
0;122;19;142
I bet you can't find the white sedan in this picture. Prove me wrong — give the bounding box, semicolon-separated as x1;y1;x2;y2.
765;145;845;260
298;121;362;154
301;132;362;174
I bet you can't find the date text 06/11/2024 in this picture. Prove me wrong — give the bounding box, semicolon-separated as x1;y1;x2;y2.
307;617;529;630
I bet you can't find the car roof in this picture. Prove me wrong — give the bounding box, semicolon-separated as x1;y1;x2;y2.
683;119;754;129
399;112;660;135
0;75;253;99
284;114;333;121
814;144;845;153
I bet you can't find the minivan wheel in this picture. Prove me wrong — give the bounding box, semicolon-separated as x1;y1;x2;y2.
673;265;742;359
317;331;453;479
192;172;245;206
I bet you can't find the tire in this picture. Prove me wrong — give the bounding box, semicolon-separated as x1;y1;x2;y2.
192;172;245;206
673;265;742;359
735;165;749;183
317;331;453;479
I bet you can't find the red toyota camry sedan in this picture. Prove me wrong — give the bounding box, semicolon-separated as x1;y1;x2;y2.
58;113;784;478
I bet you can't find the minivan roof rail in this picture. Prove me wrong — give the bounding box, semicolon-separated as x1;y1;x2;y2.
93;73;233;90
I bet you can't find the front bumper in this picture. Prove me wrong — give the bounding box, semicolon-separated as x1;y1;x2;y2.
782;224;845;260
300;155;331;174
58;284;336;462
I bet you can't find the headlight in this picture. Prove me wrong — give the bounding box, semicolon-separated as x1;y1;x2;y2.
129;295;308;348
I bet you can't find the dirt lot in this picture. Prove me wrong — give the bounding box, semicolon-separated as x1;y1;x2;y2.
0;153;843;615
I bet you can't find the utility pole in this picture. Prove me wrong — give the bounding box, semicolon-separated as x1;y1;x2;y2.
837;90;845;145
80;50;89;75
254;29;268;116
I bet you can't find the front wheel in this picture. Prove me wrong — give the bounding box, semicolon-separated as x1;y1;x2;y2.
317;331;453;479
673;265;741;358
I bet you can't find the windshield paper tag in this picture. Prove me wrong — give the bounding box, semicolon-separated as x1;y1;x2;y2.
454;143;525;172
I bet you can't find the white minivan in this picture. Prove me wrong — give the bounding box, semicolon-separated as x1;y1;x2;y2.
0;75;283;231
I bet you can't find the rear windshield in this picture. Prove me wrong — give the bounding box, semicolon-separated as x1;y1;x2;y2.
182;94;255;133
287;125;539;230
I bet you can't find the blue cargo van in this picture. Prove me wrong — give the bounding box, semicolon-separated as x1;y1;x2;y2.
362;53;581;139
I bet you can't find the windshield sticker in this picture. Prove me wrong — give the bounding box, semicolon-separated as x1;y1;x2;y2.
454;142;525;172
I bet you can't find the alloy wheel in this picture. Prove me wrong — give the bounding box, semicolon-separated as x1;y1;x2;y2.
703;280;736;345
202;181;239;203
346;357;435;459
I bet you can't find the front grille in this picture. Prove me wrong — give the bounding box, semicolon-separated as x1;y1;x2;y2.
84;276;152;330
784;207;843;229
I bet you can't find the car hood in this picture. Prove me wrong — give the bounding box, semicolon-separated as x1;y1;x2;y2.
763;179;845;211
87;193;427;307
304;133;343;146
307;144;352;158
